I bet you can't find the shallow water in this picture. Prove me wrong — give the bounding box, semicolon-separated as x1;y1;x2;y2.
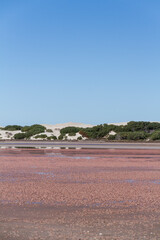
0;148;160;240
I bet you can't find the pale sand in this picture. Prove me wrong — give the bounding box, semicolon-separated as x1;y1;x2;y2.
108;122;128;126
41;122;94;140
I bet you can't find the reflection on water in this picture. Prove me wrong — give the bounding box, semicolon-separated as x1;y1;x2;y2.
0;146;81;150
0;148;96;160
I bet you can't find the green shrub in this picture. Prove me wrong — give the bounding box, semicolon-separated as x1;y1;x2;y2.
21;126;30;132
14;133;26;139
47;135;57;140
79;130;89;138
77;136;82;140
108;135;116;140
46;129;53;133
123;121;160;132
4;125;22;131
68;132;76;136
79;125;111;139
116;131;149;141
79;122;158;140
150;131;160;140
51;135;57;140
21;124;46;137
146;122;160;131
58;134;65;140
60;127;81;134
34;134;47;139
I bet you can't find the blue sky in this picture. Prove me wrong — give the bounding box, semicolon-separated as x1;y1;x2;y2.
0;0;160;126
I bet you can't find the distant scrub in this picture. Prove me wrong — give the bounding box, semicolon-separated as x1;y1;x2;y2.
68;132;76;136
115;131;149;141
150;131;160;140
46;129;53;133
121;121;160;132
14;133;26;140
21;125;46;138
13;124;46;139
79;130;89;138
34;134;47;139
71;122;160;141
3;125;22;131
60;127;81;135
77;136;82;140
47;136;57;140
58;133;65;140
108;135;116;140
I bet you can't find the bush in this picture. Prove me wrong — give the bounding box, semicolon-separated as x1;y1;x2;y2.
123;121;160;132
79;122;159;140
21;126;30;132
150;131;160;140
79;125;112;139
79;130;89;138
46;129;53;133
146;122;160;131
116;131;149;141
60;127;81;134
58;134;65;140
47;135;57;140
107;135;116;140
21;124;46;137
68;132;76;136
14;133;26;139
77;136;82;140
34;134;47;139
4;125;22;131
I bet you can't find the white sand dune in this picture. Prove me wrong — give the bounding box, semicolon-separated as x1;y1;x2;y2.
41;122;94;140
42;122;93;130
0;130;22;140
108;122;127;126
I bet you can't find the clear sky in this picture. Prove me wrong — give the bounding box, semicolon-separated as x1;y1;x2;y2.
0;0;160;126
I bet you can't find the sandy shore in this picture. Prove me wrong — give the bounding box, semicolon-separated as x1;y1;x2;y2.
0;148;160;239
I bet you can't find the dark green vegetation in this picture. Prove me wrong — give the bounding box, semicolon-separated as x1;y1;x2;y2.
68;132;76;136
77;136;82;140
46;129;53;133
58;134;64;140
47;136;57;140
14;133;26;140
60;121;160;141
34;134;48;139
150;131;160;140
3;125;22;131
57;127;81;140
14;125;46;139
60;127;81;135
110;131;149;141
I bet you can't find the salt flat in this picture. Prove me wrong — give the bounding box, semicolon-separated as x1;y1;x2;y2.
0;148;160;239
